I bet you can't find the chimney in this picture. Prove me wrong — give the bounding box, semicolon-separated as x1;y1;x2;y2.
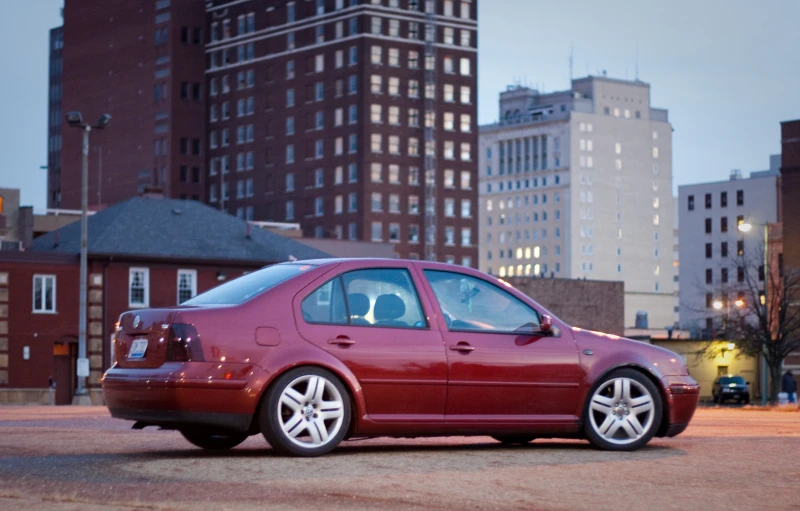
140;186;165;199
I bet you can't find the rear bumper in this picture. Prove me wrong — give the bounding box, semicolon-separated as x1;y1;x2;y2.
661;375;700;436
102;362;270;431
108;408;252;432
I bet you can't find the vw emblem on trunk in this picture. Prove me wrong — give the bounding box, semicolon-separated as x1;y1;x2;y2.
133;315;141;328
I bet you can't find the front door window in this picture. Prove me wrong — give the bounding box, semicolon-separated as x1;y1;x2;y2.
423;270;539;332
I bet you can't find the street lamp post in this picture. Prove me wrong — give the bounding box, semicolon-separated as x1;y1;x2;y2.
738;220;770;404
65;112;111;405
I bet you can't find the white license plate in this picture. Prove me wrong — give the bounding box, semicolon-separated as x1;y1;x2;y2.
128;338;148;359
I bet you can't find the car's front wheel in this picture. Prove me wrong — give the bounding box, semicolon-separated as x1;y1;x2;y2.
584;369;662;451
179;428;249;450
260;367;351;457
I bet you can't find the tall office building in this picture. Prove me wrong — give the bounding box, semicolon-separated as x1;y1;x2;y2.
677;161;780;335
479;76;674;328
54;0;478;262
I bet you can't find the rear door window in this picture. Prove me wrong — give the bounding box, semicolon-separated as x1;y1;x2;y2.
301;268;427;329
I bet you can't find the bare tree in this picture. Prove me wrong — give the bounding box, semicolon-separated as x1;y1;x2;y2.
708;247;800;402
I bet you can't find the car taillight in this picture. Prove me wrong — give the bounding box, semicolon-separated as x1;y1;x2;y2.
166;323;205;362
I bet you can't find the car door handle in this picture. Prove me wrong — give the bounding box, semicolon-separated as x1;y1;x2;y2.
328;336;355;346
449;343;475;352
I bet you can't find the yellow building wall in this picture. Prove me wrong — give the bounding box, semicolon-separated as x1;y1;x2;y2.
652;341;758;399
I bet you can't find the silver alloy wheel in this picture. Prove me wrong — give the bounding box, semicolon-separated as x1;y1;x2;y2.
277;374;345;449
588;377;655;446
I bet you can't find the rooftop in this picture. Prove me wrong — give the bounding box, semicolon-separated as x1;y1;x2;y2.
31;196;330;263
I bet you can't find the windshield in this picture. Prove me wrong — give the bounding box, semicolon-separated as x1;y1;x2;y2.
183;264;312;305
719;376;746;385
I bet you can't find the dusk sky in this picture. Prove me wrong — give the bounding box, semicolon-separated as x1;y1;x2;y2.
1;0;798;210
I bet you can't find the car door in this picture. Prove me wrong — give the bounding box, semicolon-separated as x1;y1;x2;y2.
295;266;447;424
421;269;583;423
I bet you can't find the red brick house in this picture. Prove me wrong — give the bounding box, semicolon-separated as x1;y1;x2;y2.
0;196;329;405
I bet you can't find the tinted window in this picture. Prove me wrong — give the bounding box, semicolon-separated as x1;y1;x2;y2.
184;264;310;305
341;269;426;328
719;376;746;385
302;278;347;324
424;270;539;333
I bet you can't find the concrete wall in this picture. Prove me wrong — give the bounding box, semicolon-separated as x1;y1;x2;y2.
504;276;624;336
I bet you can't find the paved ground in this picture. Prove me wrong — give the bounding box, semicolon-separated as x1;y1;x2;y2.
0;407;798;511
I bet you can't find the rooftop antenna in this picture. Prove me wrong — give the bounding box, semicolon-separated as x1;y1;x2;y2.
569;43;574;81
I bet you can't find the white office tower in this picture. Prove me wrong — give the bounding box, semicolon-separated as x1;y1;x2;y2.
479;76;674;329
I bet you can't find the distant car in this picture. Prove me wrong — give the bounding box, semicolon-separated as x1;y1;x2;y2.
712;375;750;404
103;259;700;457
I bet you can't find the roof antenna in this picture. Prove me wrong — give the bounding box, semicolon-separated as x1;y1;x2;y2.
569;43;574;81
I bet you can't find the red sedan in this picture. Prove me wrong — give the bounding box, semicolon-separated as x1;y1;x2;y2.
103;259;699;456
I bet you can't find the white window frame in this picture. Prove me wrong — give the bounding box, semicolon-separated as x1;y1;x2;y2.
129;267;150;308
177;269;198;305
32;274;57;314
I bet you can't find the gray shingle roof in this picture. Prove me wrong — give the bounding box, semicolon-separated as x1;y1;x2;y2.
31;197;330;263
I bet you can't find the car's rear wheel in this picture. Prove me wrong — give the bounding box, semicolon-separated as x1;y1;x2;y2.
584;369;662;451
260;367;351;457
492;435;535;445
179;428;249;450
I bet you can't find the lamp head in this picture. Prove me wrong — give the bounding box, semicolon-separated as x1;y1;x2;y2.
737;222;752;233
65;111;84;127
96;114;112;129
712;300;723;310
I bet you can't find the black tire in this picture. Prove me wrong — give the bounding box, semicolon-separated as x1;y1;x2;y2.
583;368;663;452
743;397;750;405
179;428;249;450
492;436;535;445
259;366;351;457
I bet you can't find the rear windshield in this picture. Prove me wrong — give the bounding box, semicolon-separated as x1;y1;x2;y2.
183;264;311;305
719;376;746;385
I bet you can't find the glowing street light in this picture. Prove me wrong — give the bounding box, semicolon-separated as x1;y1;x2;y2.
727;342;736;351
734;298;745;308
737;222;753;233
713;300;724;310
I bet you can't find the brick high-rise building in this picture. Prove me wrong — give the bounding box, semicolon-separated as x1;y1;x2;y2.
55;0;478;263
781;120;800;270
58;0;208;209
46;24;64;208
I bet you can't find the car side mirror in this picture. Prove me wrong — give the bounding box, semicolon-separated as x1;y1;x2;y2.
540;315;553;334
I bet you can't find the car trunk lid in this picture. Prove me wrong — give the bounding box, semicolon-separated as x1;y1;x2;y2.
114;309;177;369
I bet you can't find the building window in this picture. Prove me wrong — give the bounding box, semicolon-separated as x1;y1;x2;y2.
371;221;382;241
129;268;150;308
688;194;694;211
720;191;728;208
705;218;712;234
705;193;712;209
32;275;56;313
721;216;728;233
705;243;712;258
177;269;197;304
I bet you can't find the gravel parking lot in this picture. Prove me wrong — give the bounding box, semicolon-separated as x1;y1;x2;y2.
0;406;798;511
